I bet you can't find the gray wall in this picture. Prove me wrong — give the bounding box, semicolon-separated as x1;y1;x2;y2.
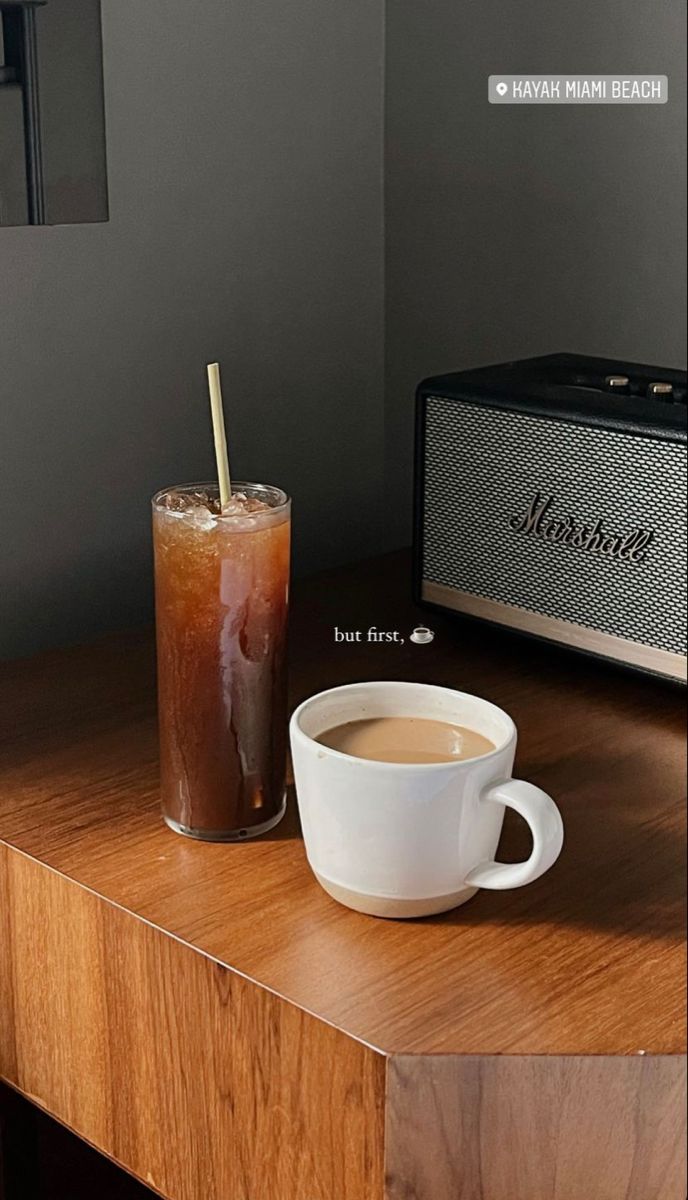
0;0;385;656
385;0;688;547
0;83;27;225
38;0;109;225
2;0;685;657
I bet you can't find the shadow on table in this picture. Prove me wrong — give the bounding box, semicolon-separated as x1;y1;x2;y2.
422;747;686;943
252;786;303;841
252;749;685;946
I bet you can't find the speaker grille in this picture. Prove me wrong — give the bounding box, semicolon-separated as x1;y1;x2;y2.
422;397;687;655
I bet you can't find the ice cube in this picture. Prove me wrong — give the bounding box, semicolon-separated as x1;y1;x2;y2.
188;506;216;530
220;492;271;516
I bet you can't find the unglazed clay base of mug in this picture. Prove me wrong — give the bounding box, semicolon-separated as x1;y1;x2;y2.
314;873;479;919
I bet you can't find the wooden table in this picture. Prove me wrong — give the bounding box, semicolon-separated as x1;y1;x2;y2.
0;551;685;1200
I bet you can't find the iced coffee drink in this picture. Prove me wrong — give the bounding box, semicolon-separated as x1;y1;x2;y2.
152;482;290;839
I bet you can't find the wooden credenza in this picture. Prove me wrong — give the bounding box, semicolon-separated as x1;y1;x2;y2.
0;552;685;1200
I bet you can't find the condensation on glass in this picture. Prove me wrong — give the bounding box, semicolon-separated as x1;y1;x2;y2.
152;483;291;842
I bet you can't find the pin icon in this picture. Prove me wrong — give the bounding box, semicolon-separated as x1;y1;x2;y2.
496;82;508;96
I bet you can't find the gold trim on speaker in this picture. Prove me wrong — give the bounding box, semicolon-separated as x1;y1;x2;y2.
422;581;687;683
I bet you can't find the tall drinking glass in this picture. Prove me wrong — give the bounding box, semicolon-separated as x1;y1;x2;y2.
152;482;290;839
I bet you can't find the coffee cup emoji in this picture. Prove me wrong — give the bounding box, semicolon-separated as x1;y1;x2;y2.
410;626;434;645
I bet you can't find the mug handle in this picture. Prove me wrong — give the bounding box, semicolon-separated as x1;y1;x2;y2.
465;779;564;890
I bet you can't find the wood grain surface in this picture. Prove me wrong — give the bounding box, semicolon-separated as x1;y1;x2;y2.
386;1055;687;1200
0;550;685;1200
0;842;385;1200
0;551;684;1058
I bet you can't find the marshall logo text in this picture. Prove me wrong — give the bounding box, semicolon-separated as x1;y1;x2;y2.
509;492;653;563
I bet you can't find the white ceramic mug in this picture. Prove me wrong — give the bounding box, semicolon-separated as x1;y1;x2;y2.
289;681;564;918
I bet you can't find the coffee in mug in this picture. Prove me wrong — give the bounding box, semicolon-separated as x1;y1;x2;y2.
290;681;564;918
316;717;495;764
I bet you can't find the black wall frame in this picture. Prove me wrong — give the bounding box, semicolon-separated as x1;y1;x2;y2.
1;0;46;224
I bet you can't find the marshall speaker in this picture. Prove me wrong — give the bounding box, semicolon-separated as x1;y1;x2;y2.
413;353;687;682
